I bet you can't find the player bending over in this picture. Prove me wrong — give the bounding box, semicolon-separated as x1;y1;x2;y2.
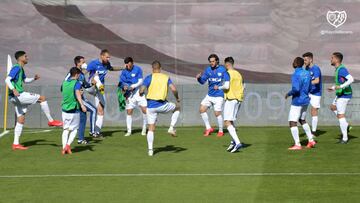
60;67;87;155
285;57;316;150
139;61;181;156
196;54;229;137
5;51;62;150
217;57;245;153
119;57;147;136
64;56;97;144
327;52;354;144
303;52;322;135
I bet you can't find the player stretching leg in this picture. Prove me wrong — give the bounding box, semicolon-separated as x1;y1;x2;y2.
139;61;181;156
64;56;97;144
61;67;87;155
285;57;316;150
196;54;229;137
303;52;322;136
86;49;123;138
217;57;245;153
5;51;62;150
327;52;354;144
119;57;147;136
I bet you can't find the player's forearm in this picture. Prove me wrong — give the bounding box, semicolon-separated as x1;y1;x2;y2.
110;66;124;71
173;90;180;101
340;75;354;88
311;78;320;85
139;86;146;96
5;77;14;90
130;79;143;89
24;78;35;83
75;90;84;106
219;81;229;90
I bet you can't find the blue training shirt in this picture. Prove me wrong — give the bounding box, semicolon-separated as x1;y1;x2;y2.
86;59;113;84
287;67;311;106
143;74;173;108
8;64;26;83
119;64;143;97
197;65;230;97
307;64;322;96
336;66;352;99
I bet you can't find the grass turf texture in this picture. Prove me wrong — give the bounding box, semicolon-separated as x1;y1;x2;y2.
0;126;359;202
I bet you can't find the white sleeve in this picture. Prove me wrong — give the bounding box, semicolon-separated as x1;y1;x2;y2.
24;78;35;83
130;79;143;89
219;81;230;90
340;74;354;88
93;74;103;88
5;76;14;90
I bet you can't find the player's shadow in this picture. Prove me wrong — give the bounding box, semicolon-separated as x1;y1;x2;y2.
101;129;124;138
335;134;357;141
154;145;187;155
315;130;327;137
22;139;61;147
72;145;95;153
222;143;252;150
299;130;327;138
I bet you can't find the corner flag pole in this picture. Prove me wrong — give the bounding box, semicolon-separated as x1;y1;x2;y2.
1;55;12;137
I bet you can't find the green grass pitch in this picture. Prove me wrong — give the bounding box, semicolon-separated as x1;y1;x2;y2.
0;126;360;202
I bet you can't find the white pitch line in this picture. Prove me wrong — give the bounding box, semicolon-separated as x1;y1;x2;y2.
0;130;10;138
1;173;360;178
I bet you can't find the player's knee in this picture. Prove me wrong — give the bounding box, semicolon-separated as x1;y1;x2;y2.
330;105;336;111
224;120;231;127
127;109;133;115
289;121;297;127
17;116;25;124
337;114;345;119
299;119;306;125
38;95;46;102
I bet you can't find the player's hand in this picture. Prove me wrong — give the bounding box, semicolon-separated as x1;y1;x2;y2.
123;86;128;91
196;72;202;79
129;86;135;91
214;85;219;90
284;94;289;99
81;104;87;112
327;86;335;92
13;89;20;97
34;74;40;80
335;85;341;90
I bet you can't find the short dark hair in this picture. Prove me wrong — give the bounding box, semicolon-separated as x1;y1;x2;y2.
224;57;234;65
100;49;109;55
302;52;313;59
15;51;26;60
74;56;84;66
124;57;133;64
333;52;343;62
208;54;219;63
70;67;81;77
293;57;304;68
152;60;161;68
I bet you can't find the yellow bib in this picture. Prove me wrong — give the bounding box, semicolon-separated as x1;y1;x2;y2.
225;69;244;101
147;73;169;101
